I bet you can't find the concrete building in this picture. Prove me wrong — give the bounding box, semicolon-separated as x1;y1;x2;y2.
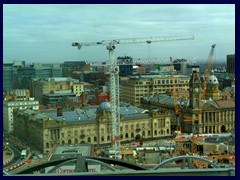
49;144;94;161
117;56;133;77
226;54;235;74
30;77;79;104
4;89;31;101
62;61;88;77
3;99;39;133
42;90;77;106
120;74;190;105
173;58;200;76
13;102;172;153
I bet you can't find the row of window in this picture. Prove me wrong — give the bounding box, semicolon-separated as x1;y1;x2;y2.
45;129;172;148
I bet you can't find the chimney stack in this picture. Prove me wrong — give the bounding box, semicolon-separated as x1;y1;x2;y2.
81;93;86;105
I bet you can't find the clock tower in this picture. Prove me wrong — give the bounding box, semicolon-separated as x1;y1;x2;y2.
189;71;202;110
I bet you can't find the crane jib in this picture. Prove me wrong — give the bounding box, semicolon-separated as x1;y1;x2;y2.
72;34;195;154
74;35;195;47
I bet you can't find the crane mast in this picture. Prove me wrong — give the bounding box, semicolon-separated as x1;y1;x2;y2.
72;35;194;157
184;44;216;135
170;59;181;133
201;44;216;101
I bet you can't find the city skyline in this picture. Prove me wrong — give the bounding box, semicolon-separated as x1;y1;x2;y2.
3;4;235;64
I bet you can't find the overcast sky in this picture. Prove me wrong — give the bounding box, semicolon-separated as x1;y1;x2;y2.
3;4;235;64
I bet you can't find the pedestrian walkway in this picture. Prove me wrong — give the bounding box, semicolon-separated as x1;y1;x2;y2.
3;148;14;166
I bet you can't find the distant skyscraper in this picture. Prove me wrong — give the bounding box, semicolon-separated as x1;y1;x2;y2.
226;54;235;74
3;63;14;91
3;61;25;91
17;63;63;89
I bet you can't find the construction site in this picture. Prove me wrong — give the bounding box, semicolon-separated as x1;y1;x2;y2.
72;36;235;169
4;36;235;175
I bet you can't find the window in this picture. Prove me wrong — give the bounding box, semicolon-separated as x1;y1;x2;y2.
88;137;91;143
131;132;134;138
74;130;78;135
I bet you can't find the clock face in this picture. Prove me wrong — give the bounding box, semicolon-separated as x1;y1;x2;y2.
194;88;199;93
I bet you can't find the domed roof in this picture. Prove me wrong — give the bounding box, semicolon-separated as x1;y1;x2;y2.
97;100;112;112
208;75;219;84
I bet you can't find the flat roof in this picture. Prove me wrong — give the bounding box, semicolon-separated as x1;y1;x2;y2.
50;144;93;161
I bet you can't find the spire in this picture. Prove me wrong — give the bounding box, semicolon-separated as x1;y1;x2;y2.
189;71;201;84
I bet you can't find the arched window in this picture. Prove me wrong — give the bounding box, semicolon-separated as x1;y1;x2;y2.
88;137;91;143
154;130;157;135
94;136;97;142
125;133;129;138
74;139;78;144
148;130;151;136
46;142;49;148
62;141;65;145
101;136;104;142
107;135;110;141
131;132;134;138
68;139;71;144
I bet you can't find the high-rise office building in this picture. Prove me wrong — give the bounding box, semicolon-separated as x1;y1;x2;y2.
226;54;235;74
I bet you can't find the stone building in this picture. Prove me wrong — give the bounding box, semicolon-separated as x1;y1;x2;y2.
13;102;172;153
141;71;235;134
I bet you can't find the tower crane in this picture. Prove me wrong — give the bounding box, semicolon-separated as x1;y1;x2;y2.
72;35;194;158
170;58;181;133
184;44;216;122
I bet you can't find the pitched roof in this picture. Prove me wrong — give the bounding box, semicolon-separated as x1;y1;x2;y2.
189;71;201;84
215;100;235;108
